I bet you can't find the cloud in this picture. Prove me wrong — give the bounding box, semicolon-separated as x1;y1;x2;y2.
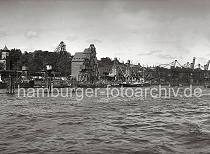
115;52;125;56
86;39;102;44
156;54;176;60
66;35;78;42
25;31;39;39
1;0;210;65
0;31;7;38
138;50;163;56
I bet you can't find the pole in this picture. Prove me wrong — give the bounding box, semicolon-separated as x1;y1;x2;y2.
7;74;15;94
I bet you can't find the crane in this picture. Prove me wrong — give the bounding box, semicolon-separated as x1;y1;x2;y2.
204;60;210;70
159;60;182;69
194;64;204;70
183;62;191;68
190;57;196;69
54;41;67;53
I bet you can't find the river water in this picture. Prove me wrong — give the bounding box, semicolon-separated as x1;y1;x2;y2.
0;87;210;154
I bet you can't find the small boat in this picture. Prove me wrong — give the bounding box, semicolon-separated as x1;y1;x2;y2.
109;83;121;87
77;83;108;88
119;81;151;87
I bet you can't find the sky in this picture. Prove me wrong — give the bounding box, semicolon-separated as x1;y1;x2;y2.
0;0;210;66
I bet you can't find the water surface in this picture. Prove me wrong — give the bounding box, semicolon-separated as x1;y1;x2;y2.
0;87;210;154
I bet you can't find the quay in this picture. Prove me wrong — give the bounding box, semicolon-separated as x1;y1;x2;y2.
1;43;210;94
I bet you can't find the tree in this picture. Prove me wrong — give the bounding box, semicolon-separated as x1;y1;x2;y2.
57;51;72;76
19;49;72;75
9;49;22;70
0;62;5;70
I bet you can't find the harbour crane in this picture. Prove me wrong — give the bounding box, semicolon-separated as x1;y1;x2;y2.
183;62;191;68
194;64;204;70
159;60;182;69
54;41;67;53
204;60;210;70
190;57;196;69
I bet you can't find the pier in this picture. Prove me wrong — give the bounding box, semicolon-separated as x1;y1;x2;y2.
0;70;21;94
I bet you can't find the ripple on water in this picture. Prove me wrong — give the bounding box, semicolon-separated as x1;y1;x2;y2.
0;88;210;153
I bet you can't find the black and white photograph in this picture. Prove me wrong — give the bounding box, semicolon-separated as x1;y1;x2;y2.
0;0;210;153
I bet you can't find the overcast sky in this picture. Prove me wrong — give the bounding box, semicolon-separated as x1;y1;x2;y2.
0;0;210;66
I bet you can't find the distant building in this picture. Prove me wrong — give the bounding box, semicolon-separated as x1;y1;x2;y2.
107;58;127;81
104;58;143;81
0;45;10;70
71;44;98;82
98;57;113;78
129;62;142;81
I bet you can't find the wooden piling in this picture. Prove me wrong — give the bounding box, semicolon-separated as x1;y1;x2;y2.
7;74;15;94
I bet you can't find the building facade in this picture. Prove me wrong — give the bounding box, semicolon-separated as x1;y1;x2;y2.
71;44;98;82
98;57;113;78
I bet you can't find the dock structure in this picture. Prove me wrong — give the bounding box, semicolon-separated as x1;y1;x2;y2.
0;70;22;94
146;58;210;86
0;46;17;94
97;57;210;86
1;43;210;88
1;45;38;94
7;74;15;94
0;67;55;94
46;65;53;93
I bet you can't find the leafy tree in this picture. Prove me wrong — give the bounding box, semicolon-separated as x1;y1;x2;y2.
0;62;5;70
9;49;22;70
0;48;72;75
57;51;72;76
19;50;72;75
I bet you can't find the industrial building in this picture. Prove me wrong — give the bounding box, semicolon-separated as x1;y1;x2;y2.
71;44;98;83
97;57;144;82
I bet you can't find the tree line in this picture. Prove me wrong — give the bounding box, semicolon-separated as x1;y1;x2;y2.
1;49;72;76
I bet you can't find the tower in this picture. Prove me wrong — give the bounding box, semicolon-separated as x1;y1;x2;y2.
0;45;10;70
1;45;9;60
